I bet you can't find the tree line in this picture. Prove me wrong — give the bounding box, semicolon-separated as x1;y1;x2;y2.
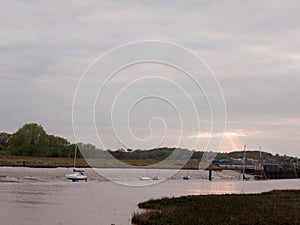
0;123;297;164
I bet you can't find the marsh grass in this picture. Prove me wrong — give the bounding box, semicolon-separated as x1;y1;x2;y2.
132;190;300;225
0;155;88;167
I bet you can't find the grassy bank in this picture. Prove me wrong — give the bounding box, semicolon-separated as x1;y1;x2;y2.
0;155;88;168
0;155;213;169
132;190;300;225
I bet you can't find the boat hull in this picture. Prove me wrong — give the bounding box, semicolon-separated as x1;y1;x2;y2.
140;177;151;181
183;175;190;180
66;173;87;182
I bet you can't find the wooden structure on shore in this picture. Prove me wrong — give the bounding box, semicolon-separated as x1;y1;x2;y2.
263;164;299;179
219;163;299;179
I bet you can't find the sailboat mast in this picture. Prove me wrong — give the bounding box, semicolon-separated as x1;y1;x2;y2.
258;146;262;170
294;157;298;178
243;145;246;175
73;144;77;169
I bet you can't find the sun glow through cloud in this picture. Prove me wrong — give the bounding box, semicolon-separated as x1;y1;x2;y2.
190;130;262;152
191;130;249;138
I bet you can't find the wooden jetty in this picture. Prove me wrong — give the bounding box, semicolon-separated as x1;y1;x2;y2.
219;163;299;179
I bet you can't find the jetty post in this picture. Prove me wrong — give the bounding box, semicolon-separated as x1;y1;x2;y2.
208;162;212;181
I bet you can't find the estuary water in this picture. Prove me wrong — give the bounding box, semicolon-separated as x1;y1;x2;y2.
0;167;299;225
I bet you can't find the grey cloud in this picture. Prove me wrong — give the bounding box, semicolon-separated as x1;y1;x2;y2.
0;0;299;156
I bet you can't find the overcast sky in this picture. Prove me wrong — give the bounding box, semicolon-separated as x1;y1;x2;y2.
1;0;300;156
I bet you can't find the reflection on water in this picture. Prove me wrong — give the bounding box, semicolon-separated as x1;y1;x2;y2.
10;184;62;207
0;183;64;224
187;181;239;195
0;168;299;225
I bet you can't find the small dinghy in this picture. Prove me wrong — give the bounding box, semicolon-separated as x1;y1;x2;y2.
183;175;190;180
152;175;159;180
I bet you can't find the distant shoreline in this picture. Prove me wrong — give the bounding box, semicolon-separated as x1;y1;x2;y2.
0;155;209;169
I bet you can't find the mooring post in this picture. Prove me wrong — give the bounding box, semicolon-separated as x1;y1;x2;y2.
208;162;212;181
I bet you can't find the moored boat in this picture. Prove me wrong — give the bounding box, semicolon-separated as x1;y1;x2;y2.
254;174;266;180
66;169;87;182
152;175;159;180
183;175;190;180
140;176;151;180
66;144;88;182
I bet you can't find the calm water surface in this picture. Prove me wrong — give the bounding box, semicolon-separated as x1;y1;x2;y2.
0;167;299;225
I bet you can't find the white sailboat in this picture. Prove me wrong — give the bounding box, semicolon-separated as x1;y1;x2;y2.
139;176;151;181
139;169;151;180
183;170;190;180
242;145;250;181
66;144;87;182
254;146;267;180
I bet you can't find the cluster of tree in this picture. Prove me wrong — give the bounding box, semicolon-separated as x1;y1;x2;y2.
0;123;77;158
109;147;175;160
109;147;198;162
0;132;11;150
